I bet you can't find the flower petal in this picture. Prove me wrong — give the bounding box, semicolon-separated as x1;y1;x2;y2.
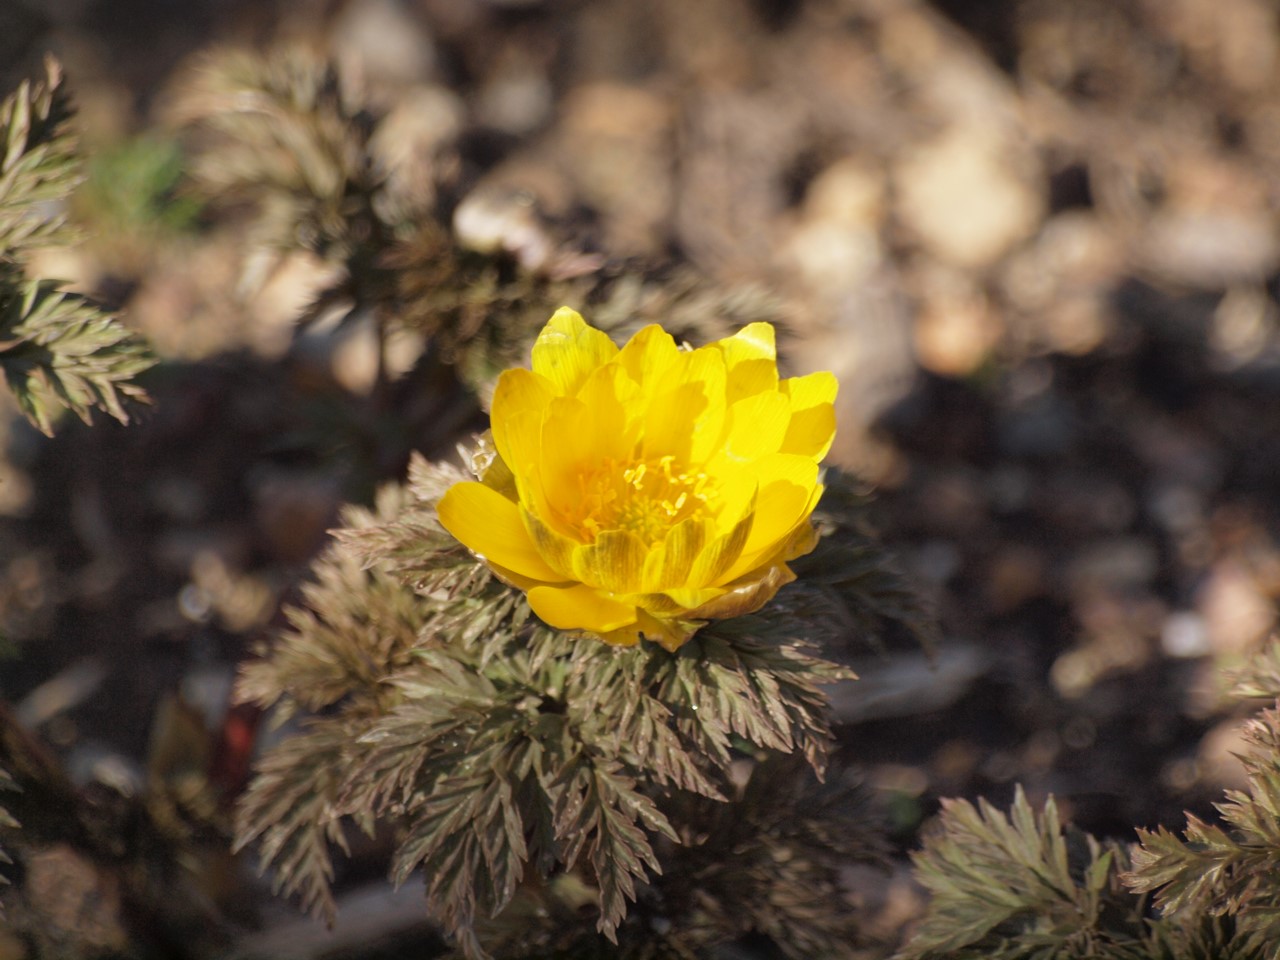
531;306;619;397
492;368;554;466
528;583;638;633
635;609;701;651
780;371;838;459
618;324;681;391
742;454;819;555
723;461;822;582
717;391;791;464
715;322;779;404
522;506;577;578
571;529;648;594
438;481;565;583
646;347;728;464
683;562;796;619
782;370;837;408
470;431;518;499
536;374;635;524
495;409;548;509
691;495;755;587
663;585;724;610
641;516;712;592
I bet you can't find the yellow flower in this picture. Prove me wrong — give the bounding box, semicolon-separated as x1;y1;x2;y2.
437;307;837;651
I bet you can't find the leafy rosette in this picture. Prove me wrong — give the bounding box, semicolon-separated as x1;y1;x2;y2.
438;307;837;650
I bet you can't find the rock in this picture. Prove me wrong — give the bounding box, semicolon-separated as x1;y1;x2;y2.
1067;538;1160;594
895;122;1045;269
985;544;1048;613
371;84;465;211
248;251;345;359
453;185;554;270
557;83;675;257
1197;718;1252;791
1198;558;1276;657
1157;0;1278;93
475;54;553;136
784;219;882;299
1161;611;1212;658
1142;209;1279;288
829;643;990;723
911;269;1004;377
1209;284;1275;368
999;212;1122;354
331;0;437;97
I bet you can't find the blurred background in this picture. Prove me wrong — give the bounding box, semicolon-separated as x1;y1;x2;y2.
3;0;1280;954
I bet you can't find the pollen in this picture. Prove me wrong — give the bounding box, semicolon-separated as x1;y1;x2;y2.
571;454;717;544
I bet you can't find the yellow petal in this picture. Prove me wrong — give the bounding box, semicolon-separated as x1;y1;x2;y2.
528;583;638;633
571;529;648;594
521;506;577;578
491;406;565;539
663;585;724;610
618;324;680;391
530;307;620;397
707;471;756;546
492;366;556;420
723;460;822;581
645;347;728;464
629;591;687;615
642;517;712;592
717;391;791;464
780;371;838;459
716;322;779;404
491;368;554;466
471;432;518;499
683;562;795;619
781;513;821;561
718;322;776;363
635;609;700;652
781;403;837;460
742;454;819;555
691;497;755;587
438;482;564;583
782;370;837;408
575;359;640;429
537;388;634;520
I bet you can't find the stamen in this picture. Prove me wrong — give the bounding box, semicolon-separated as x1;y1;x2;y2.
567;454;720;545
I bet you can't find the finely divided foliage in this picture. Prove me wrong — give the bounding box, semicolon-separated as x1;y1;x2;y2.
1;60;78;253
894;786;1279;960
0;59;154;435
175;46;790;398
236;451;925;958
890;788;1280;960
1126;703;1280;957
898;643;1280;960
0;765;16;912
898;787;1142;960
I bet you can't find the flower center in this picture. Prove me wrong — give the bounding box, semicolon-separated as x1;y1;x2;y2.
571;454;717;545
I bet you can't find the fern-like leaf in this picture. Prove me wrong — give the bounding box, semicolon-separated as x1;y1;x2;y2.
1230;638;1280;701
0;56;79;255
0;763;16;914
899;786;1144;960
0;275;154;435
1126;705;1280;949
233;721;358;925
